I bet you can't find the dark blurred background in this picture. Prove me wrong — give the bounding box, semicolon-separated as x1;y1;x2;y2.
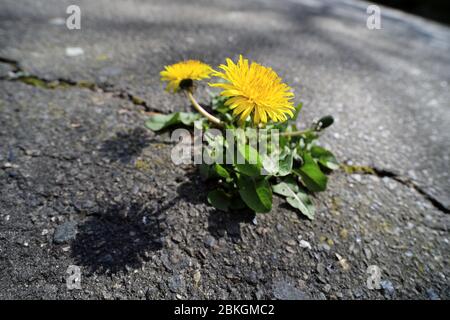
369;0;450;25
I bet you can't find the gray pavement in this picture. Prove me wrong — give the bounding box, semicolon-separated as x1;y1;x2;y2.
0;0;449;299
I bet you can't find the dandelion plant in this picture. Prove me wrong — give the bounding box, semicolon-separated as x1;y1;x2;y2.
146;55;337;219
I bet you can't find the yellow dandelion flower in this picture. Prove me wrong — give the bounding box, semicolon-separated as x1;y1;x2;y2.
160;60;213;92
210;55;295;124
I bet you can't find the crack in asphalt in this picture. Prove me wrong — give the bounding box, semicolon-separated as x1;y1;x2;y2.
372;167;449;214
0;56;159;113
342;164;449;214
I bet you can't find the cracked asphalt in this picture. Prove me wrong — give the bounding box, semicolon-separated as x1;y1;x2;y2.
0;0;449;299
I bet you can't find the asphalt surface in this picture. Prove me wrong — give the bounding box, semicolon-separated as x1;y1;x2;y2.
0;0;449;299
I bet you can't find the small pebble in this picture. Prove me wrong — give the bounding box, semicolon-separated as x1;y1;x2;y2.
426;288;440;300
204;236;216;248
380;280;395;296
364;247;372;260
299;240;312;250
285;246;296;253
193;271;201;285
65;47;84;57
319;243;330;251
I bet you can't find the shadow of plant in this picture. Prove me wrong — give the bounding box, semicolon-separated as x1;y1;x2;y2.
175;169;210;205
71;201;165;274
207;209;255;242
176;169;255;242
99;127;150;164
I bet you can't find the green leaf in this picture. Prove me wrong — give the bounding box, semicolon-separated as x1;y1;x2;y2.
211;95;229;114
145;112;200;131
295;153;328;192
203;132;225;164
213;163;231;179
207;189;231;211
272;177;315;219
235;144;262;177
229;195;247;210
261;153;278;176
310;145;339;170
286;196;315;220
262;147;293;176
145;113;176;131
237;176;272;213
178;112;201;125
272;176;299;196
277;149;293;176
194;118;209;130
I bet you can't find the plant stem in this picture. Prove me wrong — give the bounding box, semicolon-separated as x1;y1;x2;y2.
278;129;312;137
185;91;223;126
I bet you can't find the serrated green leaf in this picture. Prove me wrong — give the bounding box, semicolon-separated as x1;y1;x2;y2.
286;195;315;220
237;176;272;213
272;177;315;219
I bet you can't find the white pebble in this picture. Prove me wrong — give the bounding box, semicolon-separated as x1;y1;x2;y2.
299;240;312;250
65;47;84;57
